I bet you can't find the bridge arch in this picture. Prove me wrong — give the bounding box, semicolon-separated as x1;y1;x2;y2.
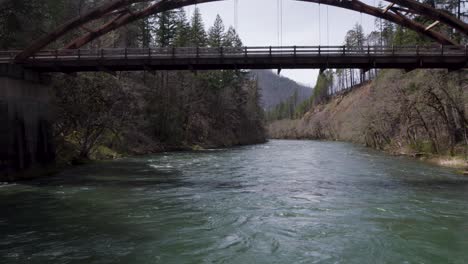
16;0;468;61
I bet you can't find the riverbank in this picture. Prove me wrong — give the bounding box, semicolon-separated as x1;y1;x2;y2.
2;138;268;183
268;69;467;173
267;137;467;173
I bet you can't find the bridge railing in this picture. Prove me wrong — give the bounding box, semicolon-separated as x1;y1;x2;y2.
0;50;20;63
0;45;466;62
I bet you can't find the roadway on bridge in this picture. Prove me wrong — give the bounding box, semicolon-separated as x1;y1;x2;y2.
1;46;467;72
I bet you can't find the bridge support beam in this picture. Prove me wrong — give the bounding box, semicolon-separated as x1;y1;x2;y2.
0;65;55;181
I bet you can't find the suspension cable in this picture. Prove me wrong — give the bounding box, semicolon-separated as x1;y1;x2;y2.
380;17;383;45
277;0;280;46
373;0;377;38
280;0;283;46
377;0;383;45
276;0;284;46
234;0;239;31
360;11;363;45
318;3;321;45
360;11;363;27
327;6;329;46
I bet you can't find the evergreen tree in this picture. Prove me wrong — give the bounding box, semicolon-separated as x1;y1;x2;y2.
173;9;191;47
189;7;207;47
0;0;61;48
223;26;243;47
155;11;177;47
138;16;155;48
208;14;225;47
309;70;334;106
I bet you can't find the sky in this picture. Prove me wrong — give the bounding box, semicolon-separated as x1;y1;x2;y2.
184;0;384;87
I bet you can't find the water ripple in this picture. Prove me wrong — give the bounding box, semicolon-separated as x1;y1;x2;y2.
1;140;467;263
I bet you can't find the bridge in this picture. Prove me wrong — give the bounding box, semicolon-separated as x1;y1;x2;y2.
11;0;468;63
2;46;468;73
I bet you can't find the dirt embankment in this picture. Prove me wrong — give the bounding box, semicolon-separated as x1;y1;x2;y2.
269;82;373;143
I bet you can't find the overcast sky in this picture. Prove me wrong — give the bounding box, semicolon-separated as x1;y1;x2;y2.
185;0;383;87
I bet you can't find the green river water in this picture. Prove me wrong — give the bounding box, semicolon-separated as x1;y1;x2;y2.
1;140;467;263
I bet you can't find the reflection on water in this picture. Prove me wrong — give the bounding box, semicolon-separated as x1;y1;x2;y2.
1;140;467;263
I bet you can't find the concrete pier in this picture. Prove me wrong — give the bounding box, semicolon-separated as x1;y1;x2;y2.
0;65;55;181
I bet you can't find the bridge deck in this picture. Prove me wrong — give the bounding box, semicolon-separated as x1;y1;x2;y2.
1;46;467;72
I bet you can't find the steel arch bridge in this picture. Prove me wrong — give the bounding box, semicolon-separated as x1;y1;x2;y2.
13;0;468;62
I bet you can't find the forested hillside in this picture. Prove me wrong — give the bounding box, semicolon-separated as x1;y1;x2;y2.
251;70;312;110
0;1;266;163
268;11;468;168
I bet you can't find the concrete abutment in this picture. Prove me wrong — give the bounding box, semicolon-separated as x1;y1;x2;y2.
0;65;55;181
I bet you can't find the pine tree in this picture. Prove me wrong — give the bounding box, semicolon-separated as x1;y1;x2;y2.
208;14;225;47
155;11;177;47
222;26;244;85
223;26;243;47
138;17;154;48
173;9;191;47
189;7;207;47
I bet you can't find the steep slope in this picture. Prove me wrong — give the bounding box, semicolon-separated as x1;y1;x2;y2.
268;69;468;169
251;70;313;110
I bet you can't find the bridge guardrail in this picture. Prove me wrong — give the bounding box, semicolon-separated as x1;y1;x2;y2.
0;50;20;63
0;45;467;63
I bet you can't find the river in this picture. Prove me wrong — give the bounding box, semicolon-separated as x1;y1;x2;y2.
1;140;467;263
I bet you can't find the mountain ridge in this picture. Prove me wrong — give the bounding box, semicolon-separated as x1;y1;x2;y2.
251;70;313;110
